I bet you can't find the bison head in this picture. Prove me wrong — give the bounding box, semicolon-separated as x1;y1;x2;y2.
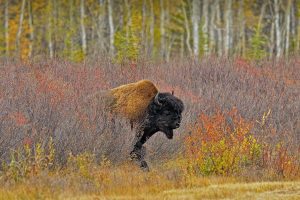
146;92;184;139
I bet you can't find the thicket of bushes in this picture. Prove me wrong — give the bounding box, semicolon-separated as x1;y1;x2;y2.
184;109;299;178
0;57;299;181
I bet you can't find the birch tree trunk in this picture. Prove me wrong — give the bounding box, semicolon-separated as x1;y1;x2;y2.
285;0;292;57
274;0;282;58
166;36;174;62
108;0;114;55
165;0;170;59
124;0;131;46
48;0;54;58
28;0;34;58
298;25;300;54
290;0;296;39
183;2;192;56
16;0;26;57
180;34;184;59
142;0;147;54
209;1;217;54
225;0;232;56
68;0;74;57
258;3;267;29
192;0;200;57
237;0;246;57
298;28;300;54
292;0;299;53
149;0;154;57
5;0;9;56
202;0;209;55
97;0;105;53
160;0;166;59
216;0;223;56
80;0;87;55
269;21;275;58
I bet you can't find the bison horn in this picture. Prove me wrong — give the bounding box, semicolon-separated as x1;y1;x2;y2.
154;93;162;106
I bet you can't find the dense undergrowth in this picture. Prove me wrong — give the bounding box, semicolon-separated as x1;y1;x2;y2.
0;57;299;197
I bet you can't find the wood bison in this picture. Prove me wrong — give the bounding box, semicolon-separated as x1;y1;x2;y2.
103;80;184;170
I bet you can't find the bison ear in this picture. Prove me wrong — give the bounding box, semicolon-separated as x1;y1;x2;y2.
154;93;162;106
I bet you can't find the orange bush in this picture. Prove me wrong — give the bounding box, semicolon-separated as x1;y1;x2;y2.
261;142;300;178
185;109;300;178
185;109;261;176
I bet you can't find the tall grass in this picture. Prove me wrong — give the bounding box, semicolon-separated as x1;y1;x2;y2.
0;57;299;179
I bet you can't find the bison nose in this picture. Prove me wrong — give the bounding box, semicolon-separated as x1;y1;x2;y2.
175;122;180;128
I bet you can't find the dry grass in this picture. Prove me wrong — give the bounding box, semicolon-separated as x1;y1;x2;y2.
1;163;299;200
161;181;300;200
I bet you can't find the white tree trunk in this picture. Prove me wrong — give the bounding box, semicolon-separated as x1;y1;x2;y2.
28;0;34;58
108;0;114;55
48;0;54;58
285;0;292;57
149;0;154;57
97;0;105;52
209;1;217;54
269;21;275;59
202;0;209;55
298;25;300;54
183;2;192;56
5;0;9;56
16;0;26;56
69;0;74;57
238;0;245;56
180;34;184;59
124;0;131;46
192;0;200;57
225;0;232;56
160;0;166;59
216;0;223;56
274;0;282;58
142;0;147;54
290;0;296;38
80;0;87;55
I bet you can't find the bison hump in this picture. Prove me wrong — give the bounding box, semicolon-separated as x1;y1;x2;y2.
109;80;158;121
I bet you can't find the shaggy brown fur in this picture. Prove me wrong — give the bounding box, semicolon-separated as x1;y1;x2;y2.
108;80;158;122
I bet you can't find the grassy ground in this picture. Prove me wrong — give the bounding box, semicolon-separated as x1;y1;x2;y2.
1;162;300;200
1;180;300;199
161;182;300;200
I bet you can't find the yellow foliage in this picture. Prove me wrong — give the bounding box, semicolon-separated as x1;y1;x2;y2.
185;110;262;176
2;137;55;181
109;80;158;122
67;152;96;179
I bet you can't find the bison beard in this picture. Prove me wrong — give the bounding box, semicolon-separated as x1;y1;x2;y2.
107;80;184;171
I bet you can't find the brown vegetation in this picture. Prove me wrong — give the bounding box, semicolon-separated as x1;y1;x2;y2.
0;57;299;186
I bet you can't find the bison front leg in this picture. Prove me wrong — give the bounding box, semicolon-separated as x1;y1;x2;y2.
130;135;149;171
130;128;156;171
130;147;148;171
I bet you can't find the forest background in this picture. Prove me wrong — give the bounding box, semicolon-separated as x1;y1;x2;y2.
1;0;300;61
